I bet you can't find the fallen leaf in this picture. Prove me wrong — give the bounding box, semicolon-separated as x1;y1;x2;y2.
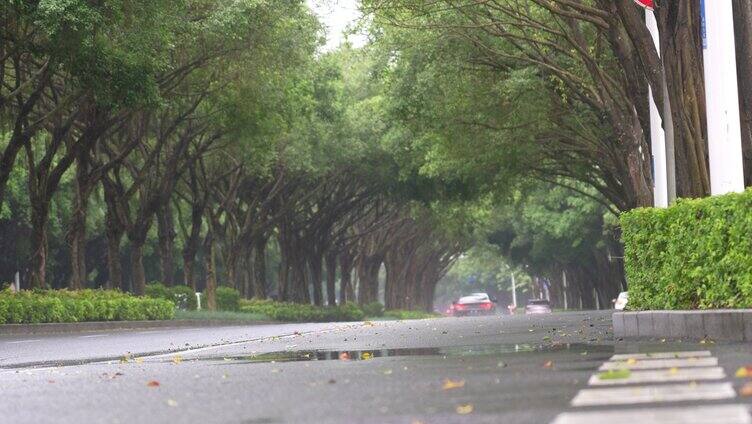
741;383;752;397
338;352;350;361
669;367;679;375
626;358;638;365
442;379;466;390
362;352;373;360
383;369;393;375
735;366;752;378
172;355;183;365
166;399;178;407
455;404;474;415
146;380;160;387
543;361;554;368
134;357;144;364
597;369;631;380
497;361;507;368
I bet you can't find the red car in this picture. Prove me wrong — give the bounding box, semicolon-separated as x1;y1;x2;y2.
451;293;497;317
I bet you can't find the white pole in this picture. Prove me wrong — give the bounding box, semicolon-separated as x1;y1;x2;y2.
702;0;746;195
196;292;202;310
593;287;600;311
562;270;568;310
511;273;517;308
646;10;668;207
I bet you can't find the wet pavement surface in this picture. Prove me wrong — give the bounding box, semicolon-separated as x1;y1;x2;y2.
2;311;751;423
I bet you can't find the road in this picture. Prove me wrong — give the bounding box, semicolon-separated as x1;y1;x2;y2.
2;311;751;423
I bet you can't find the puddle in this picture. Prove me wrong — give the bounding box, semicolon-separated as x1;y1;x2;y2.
200;343;613;364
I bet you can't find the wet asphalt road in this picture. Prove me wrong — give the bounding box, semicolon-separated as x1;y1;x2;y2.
2;311;750;423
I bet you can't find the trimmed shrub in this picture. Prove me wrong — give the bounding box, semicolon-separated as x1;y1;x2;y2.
0;289;175;324
216;286;240;311
362;301;385;318
239;299;364;322
145;283;198;310
621;188;752;310
169;285;197;310
383;309;440;320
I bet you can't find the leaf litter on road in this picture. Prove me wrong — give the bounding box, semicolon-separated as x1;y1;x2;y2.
455;404;474;415
442;379;466;390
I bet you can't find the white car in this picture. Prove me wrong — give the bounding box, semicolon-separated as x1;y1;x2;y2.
614;292;628;310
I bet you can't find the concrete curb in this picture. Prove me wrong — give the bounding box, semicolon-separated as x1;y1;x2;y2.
0;319;279;336
614;310;752;342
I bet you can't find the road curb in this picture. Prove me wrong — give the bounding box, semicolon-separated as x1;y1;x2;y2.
0;319;279;336
614;310;751;341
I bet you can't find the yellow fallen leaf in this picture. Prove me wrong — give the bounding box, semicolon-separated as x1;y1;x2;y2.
172;355;182;365
669;367;679;375
134;357;144;364
626;358;637;365
442;378;466;390
362;352;373;360
735;366;752;378
455;404;474;415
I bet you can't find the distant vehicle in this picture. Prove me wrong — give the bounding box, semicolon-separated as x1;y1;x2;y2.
613;291;628;310
451;293;497;316
525;299;552;314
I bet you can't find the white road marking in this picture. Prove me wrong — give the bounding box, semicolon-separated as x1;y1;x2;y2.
6;339;42;344
610;351;712;361
571;382;736;407
78;334;107;339
589;366;726;386
599;357;718;370
552;404;752;424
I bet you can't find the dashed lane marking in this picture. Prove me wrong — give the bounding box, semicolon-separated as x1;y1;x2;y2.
6;339;42;344
552;404;752;424
599;357;718;370
78;334;108;339
610;351;711;361
571;382;736;407
589;366;725;386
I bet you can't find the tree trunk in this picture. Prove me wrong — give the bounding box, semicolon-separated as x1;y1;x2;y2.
657;2;710;197
204;233;217;311
106;224;124;291
68;168;89;290
325;252;337;306
130;243;146;295
156;203;176;286
338;252;354;304
309;253;323;306
28;201;49;289
734;0;752;185
252;237;267;299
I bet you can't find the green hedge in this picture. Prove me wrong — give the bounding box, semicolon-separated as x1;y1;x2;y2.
384;309;440;320
145;283;197;310
239;299;364;322
216;286;240;311
0;289;175;324
361;301;385;317
621;189;752;310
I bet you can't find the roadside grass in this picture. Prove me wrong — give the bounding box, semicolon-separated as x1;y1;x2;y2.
174;309;271;322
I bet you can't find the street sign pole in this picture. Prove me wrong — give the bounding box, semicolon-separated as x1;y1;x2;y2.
646;9;678;206
702;0;745;195
511;273;517;308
